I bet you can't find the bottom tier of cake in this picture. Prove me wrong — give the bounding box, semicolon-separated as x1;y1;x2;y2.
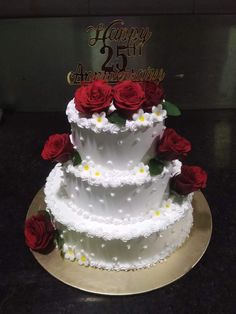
45;165;194;271
54;206;193;270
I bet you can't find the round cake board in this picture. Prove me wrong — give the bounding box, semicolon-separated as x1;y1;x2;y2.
27;188;212;295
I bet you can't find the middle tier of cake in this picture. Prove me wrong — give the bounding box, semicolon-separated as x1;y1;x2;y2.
55;159;182;222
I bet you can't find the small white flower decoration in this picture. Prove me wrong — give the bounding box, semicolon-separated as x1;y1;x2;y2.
63;244;76;261
151;104;167;122
132;109;150;126
153;208;162;217
162;198;173;209
76;251;89;266
91;112;108;129
78;159;95;176
133;162;149;176
91;165;102;179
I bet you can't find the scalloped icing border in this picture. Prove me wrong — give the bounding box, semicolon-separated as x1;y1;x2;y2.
62;159;182;188
66;99;167;134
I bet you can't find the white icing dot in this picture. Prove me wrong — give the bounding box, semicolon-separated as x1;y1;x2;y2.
112;256;118;262
62;230;66;234
138;256;142;260
159;234;163;238
75;186;79;191
79;136;84;141
135;188;141;194
86;187;91;192
106;160;113;165
101;243;106;248
127;244;131;250
98;145;104;151
118;209;123;214
70;194;74;198
135;137;141;142
88;204;93;208
126;197;132;202
90;253;95;257
110;192;115;197
60;234;64;239
99;199;104;204
117;140;123;145
81;249;84;253
80;239;84;242
73;145;78;149
143;245;148;249
86;155;91;160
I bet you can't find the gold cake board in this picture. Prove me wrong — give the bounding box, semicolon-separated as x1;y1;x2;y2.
27;188;212;295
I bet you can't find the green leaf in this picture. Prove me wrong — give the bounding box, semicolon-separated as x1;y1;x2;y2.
107;111;126;126
72;151;82;166
148;158;164;176
163;101;181;116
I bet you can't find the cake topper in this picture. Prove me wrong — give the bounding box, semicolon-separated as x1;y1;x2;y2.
67;19;165;85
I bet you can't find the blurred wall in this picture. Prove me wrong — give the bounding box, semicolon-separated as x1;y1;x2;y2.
0;1;236;111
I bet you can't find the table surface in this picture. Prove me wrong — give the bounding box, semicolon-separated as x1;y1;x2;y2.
0;110;235;314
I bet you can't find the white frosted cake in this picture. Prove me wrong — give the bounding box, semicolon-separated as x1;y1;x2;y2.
35;80;207;271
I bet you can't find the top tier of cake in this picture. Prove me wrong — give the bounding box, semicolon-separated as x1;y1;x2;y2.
66;99;166;170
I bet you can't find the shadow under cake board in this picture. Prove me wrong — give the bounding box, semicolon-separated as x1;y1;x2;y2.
26;188;212;295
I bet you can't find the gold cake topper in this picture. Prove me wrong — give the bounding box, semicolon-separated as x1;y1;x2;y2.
67;19;165;85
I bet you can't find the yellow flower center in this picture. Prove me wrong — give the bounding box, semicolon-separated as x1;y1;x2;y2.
83;164;89;171
139;168;145;173
95;171;101;177
155;210;161;217
97;117;103;123
80;255;87;263
155;111;161;116
165;203;171;208
138;115;145;122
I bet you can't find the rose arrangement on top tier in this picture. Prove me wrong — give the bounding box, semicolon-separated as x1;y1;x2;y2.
141;81;165;112
74;80;113;115
73;80;181;122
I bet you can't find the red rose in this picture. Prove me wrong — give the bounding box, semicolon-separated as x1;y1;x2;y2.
41;133;74;163
141;81;165;112
156;128;191;161
171;165;207;195
74;80;112;115
113;80;145;118
24;211;55;253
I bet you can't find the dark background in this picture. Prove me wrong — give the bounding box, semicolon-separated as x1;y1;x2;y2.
1;1;236;111
0;1;236;313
